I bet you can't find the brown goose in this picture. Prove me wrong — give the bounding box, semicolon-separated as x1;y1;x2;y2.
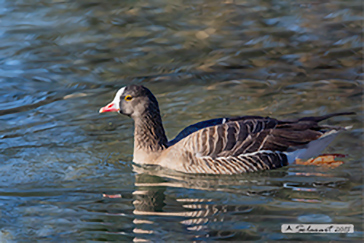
99;85;353;175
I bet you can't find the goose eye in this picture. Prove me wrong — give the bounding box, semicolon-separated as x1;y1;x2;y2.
124;95;133;101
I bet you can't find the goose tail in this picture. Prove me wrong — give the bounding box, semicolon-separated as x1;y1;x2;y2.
285;126;352;164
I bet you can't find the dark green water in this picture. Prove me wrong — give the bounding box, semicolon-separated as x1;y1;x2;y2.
0;0;362;241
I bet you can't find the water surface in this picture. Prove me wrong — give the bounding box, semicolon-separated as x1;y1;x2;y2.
0;0;363;241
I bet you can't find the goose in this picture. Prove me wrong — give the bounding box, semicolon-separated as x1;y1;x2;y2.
99;85;354;175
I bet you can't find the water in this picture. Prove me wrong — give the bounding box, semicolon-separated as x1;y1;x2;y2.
0;0;363;241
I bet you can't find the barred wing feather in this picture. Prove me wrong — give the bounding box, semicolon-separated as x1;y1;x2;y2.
175;118;323;174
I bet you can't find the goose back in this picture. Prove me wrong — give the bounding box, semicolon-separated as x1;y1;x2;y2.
162;117;335;174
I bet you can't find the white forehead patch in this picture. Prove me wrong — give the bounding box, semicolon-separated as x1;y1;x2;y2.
111;87;126;109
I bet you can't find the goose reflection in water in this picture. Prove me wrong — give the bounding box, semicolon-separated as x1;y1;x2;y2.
129;164;303;242
99;162;352;241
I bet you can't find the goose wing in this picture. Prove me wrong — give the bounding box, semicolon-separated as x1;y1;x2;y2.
171;112;353;174
167;115;268;146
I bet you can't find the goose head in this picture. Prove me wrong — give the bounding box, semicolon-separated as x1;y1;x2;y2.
99;85;159;119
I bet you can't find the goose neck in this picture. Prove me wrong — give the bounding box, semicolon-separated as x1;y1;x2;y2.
133;110;168;153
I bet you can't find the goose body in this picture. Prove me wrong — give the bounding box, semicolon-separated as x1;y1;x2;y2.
99;85;353;175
